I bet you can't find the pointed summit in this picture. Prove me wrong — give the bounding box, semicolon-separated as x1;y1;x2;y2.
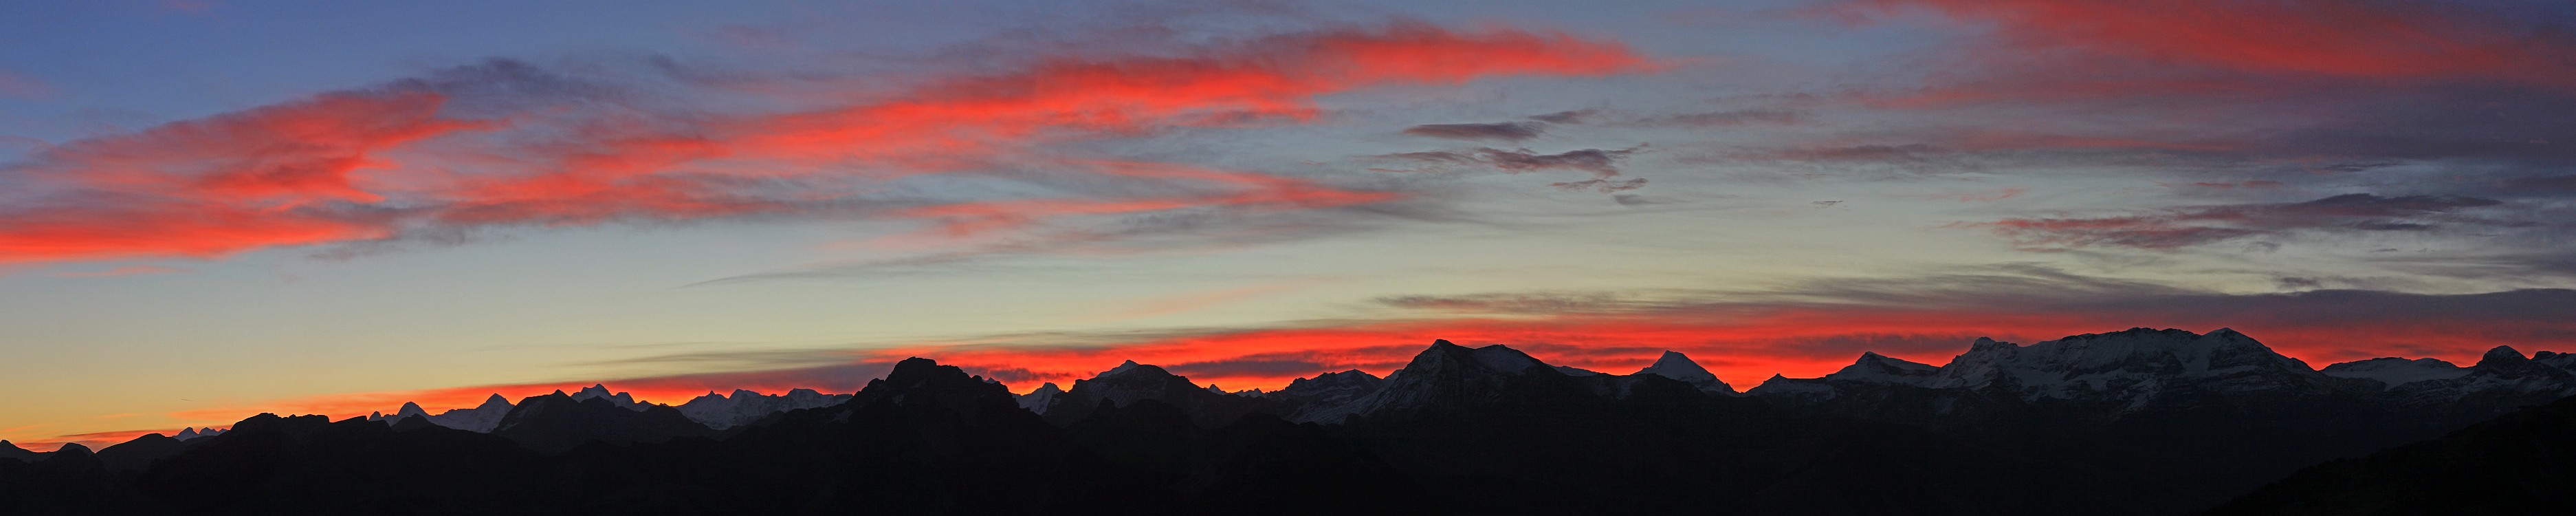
1046;358;1270;427
1099;360;1166;378
1633;351;1733;394
0;440;41;462
1016;382;1066;415
1288;341;1565;423
1822;352;1940;386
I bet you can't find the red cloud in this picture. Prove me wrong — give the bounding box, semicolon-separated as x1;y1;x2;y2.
1875;0;2575;82
1840;0;2576;108
1;23;1649;266
1;91;477;264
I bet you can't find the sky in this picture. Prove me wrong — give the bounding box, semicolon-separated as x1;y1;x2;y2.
5;0;2575;449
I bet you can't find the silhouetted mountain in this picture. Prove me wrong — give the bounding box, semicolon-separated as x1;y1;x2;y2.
1042;360;1284;427
1015;381;1065;415
490;391;715;453
93;433;185;473
566;383;652;410
1736;327;2576;511
2320;356;2469;388
0;440;41;462
1633;350;1736;394
366;394;514;432
168;427;223;441
19;327;2576;515
135;413;555;515
2211;393;2576;515
674;388;852;430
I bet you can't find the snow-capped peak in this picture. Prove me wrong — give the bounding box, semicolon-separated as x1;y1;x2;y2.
568;384;652;411
1821;352;1941;386
1016;383;1064;415
1633;351;1733;394
2320;357;2470;389
1101;360;1151;377
1925;328;2324;403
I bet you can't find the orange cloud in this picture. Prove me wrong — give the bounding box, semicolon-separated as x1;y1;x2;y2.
14;428;210;453
1;22;1650;266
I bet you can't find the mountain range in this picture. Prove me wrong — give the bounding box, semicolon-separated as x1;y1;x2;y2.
8;327;2576;514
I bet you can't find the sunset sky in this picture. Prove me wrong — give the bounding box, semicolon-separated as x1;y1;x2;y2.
6;0;2575;449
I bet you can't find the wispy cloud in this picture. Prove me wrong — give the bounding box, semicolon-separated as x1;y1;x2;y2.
0;21;1652;267
1976;193;2511;251
1375;145;1644;178
1402;122;1548;142
49;265;191;277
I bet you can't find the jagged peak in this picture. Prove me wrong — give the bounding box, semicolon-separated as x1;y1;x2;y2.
882;356;963;385
478;394;512;407
1636;351;1715;378
1029;382;1065;394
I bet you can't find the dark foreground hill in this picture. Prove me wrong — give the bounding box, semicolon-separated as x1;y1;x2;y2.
2208;394;2576;515
7;329;2576;515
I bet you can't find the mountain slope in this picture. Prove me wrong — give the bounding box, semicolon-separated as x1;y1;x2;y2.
489;393;714;453
1041;361;1284;428
2210;393;2576;515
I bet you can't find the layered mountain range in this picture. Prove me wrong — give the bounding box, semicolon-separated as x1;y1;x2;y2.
9;327;2576;514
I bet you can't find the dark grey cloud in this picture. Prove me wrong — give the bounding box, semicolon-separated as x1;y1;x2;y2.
1982;193;2511;251
1402;122;1546;141
1527;109;1597;124
2505;175;2576;193
1638;109;1801;127
1549;178;1647;193
1377;146;1643;178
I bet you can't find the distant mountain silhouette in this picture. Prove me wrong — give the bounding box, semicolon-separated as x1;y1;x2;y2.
674;388;850;429
11;327;2576;514
93;433;185;473
0;440;42;462
1041;360;1284;427
489;391;714;453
